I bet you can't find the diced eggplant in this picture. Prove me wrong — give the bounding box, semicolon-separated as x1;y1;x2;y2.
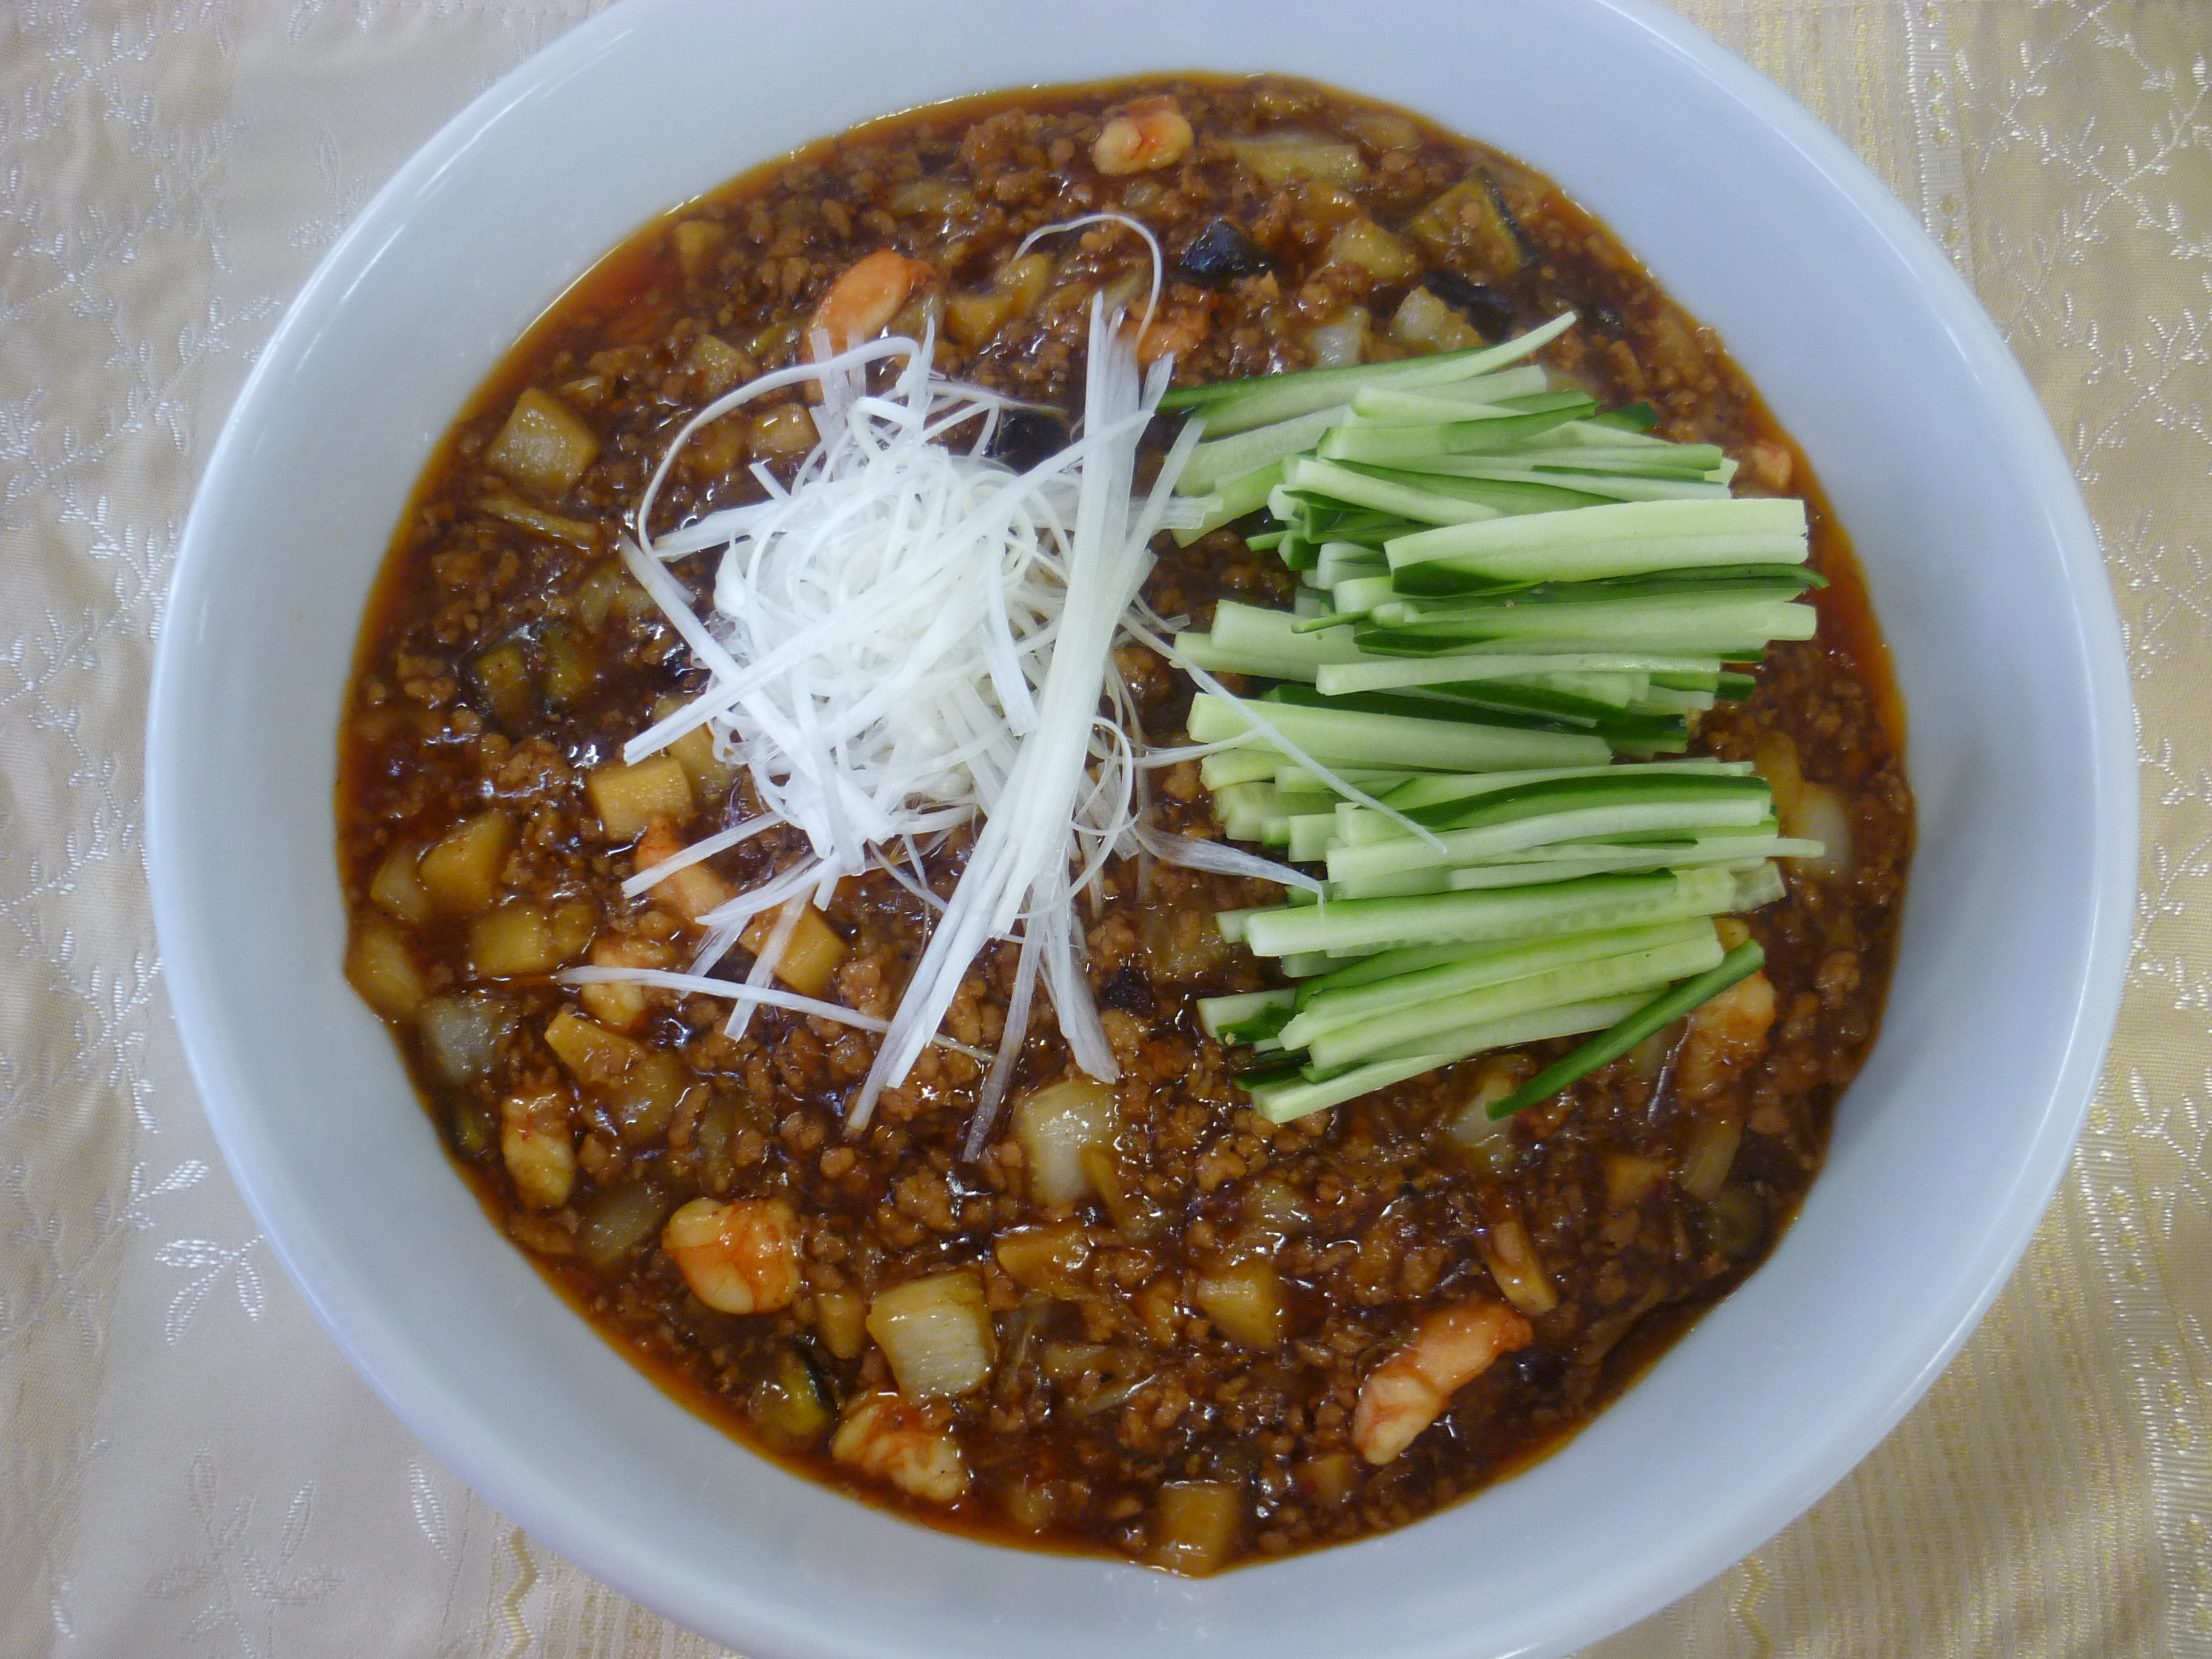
1178;217;1270;288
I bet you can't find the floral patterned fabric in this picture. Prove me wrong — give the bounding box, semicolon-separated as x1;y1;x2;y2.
1;2;2204;1654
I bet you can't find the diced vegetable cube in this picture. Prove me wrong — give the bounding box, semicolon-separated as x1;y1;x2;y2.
1389;285;1486;354
1407;175;1526;278
993;1222;1094;1299
814;1292;868;1360
945;289;1017;348
587;755;692;842
866;1271;996;1397
1011;1078;1118;1206
577;934;673;1032
685;332;747;398
486;387;600;497
671;218;726;280
751;404;818;458
468;902;558;979
1227;133;1367;189
367;842;431;925
632;822;732;922
1191;1257;1288;1349
1324;219;1419;284
417;994;514;1086
346;915;426;1019
468;638;537;729
538;623;596;706
1148;1481;1244;1575
416;811;515;914
577;1179;675;1269
738;903;848;998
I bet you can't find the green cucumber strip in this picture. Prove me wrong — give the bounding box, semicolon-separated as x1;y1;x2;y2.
1159;312;1577;432
1176;631;1362;683
1435;838;1818;884
1187;691;1609;773
1243;1051;1450;1124
1385;682;1689;746
1178;406;1347;496
1324;797;1775;885
1170;458;1286;547
1318;404;1594;463
1276;950;1341;979
1347;372;1552;424
1284;814;1338;862
1357;994;1647;1070
1282;919;1714;1048
1732;863;1786;910
1304;931;1724;1072
1386;496;1809;577
1200;748;1287;791
1244;529;1286;551
1198;988;1301;1043
1212;780;1281;843
1632;685;1716;714
1316;653;1719;696
1389;562;1824;600
1355;625;1795;661
1590;402;1660;431
1354;598;1819;651
1273;763;1418;793
1241;866;1740;959
1298;941;1484;1003
1378;759;1748;811
1213;600;1373;665
1286;458;1504;526
1389;460;1731;504
1489;941;1767;1119
1403;771;1770;831
1313;542;1389;586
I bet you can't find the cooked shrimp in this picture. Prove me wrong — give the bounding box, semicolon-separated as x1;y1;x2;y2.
1352;1298;1532;1465
634;820;732;925
1093;95;1193;175
1136;303;1210;369
661;1196;802;1314
1675;971;1777;1107
501;1090;577;1210
808;248;937;358
830;1391;970;1503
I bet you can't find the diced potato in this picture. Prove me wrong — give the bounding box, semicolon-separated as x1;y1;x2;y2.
1295;1451;1359;1507
1604;1153;1671;1210
866;1271;996;1397
587;754;692;842
751;404;819;458
945;289;1017;349
486;387;600;497
1407;175;1525;277
346;916;426;1019
417;811;515;915
548;897;597;962
1011;1078;1118;1206
543;1007;646;1090
578;935;672;1033
367;842;431;925
1324;220;1419;284
1227;133;1367;189
994;251;1053;313
500;1088;577;1209
685;332;748;398
651;694;738;799
476;492;598;548
1446;1056;1530;1175
1191;1257;1287;1349
994;1222;1093;1299
1390;286;1486;354
1081;1144;1164;1241
575;560;652;631
468;902;559;979
632;821;732;923
1343;109;1420;152
1679;1113;1744;1201
814;1292;869;1360
685;415;748;478
671;218;726;280
1148;1481;1244;1576
738;902;848;999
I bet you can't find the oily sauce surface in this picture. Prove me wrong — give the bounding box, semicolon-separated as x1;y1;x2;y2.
338;75;1911;1570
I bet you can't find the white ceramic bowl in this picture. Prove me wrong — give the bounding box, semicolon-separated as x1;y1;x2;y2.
147;2;2134;1655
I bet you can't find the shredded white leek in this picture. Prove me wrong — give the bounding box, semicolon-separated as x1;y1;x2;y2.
603;220;1219;1139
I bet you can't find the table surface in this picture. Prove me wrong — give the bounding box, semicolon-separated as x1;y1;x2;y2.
3;2;2206;1654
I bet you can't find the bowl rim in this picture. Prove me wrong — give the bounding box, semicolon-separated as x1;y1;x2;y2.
147;1;2137;1653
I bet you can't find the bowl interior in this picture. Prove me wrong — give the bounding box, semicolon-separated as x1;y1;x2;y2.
147;3;2133;1657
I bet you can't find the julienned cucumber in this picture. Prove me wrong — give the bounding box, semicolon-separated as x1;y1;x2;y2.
1163;329;1817;1129
1487;941;1768;1119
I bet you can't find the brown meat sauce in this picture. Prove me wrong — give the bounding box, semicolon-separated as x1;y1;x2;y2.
338;76;1911;1571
